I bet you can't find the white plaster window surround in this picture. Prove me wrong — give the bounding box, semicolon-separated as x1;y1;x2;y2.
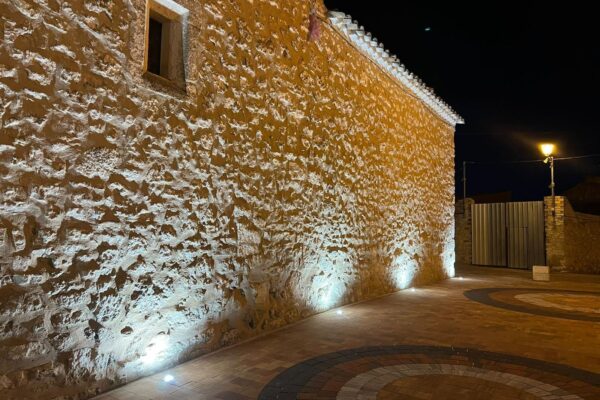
143;0;189;91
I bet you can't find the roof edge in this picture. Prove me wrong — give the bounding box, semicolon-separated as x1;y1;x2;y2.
328;11;465;126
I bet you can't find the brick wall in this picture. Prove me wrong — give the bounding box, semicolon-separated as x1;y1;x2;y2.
0;0;456;398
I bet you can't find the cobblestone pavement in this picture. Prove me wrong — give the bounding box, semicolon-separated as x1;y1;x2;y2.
95;266;600;399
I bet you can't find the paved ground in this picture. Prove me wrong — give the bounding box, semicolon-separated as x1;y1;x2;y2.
95;265;600;399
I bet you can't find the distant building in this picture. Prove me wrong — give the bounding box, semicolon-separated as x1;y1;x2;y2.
564;176;600;215
470;191;512;204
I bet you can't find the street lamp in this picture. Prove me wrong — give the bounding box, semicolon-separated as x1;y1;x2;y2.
540;143;555;197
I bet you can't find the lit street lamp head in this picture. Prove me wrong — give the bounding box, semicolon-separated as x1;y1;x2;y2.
539;143;556;198
540;143;555;158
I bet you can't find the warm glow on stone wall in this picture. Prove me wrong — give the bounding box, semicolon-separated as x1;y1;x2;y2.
0;0;456;398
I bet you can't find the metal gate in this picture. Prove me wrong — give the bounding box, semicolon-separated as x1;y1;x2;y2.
472;201;545;269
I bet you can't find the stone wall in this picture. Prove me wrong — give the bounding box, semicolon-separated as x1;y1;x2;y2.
0;0;456;398
454;198;473;265
545;196;600;274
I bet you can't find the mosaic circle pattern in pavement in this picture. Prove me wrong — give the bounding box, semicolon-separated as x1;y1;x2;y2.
257;345;600;399
515;293;600;314
376;374;540;400
464;288;600;321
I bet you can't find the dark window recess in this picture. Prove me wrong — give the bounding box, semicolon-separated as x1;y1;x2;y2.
147;17;163;75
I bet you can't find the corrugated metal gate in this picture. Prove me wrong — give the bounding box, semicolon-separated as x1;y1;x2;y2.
472;201;545;269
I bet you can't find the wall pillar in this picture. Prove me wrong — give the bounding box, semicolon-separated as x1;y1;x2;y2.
544;196;566;271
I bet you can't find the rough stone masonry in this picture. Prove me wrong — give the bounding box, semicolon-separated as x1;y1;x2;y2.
0;0;461;398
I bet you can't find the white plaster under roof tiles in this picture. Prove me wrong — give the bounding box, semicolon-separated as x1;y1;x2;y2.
329;11;465;126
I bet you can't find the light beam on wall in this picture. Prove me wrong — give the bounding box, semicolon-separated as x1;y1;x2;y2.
295;210;357;313
316;275;347;311
390;237;420;290
141;336;169;365
441;223;456;278
393;264;415;290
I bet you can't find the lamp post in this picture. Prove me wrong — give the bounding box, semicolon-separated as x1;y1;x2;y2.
462;161;467;213
540;143;556;218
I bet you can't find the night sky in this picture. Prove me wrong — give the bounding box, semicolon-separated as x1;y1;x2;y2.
325;1;600;200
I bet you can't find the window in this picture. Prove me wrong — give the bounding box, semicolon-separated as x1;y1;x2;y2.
144;0;188;90
147;17;163;76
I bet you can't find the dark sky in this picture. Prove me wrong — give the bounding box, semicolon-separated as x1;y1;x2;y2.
324;1;600;200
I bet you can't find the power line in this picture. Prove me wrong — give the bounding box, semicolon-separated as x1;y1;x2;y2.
461;153;600;201
465;159;540;165
555;153;600;161
464;153;600;165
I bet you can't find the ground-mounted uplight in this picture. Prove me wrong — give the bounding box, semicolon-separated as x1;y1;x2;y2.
336;309;343;315
163;374;174;383
410;288;416;292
